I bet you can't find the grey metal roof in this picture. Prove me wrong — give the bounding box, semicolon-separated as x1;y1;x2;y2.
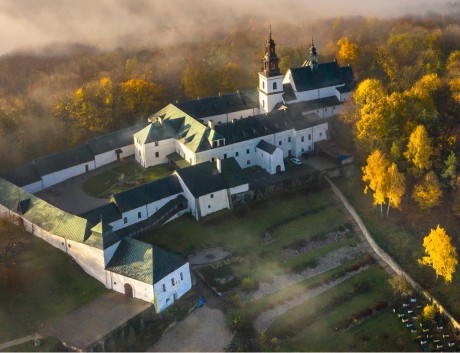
174;89;259;119
290;61;345;92
79;202;122;224
111;175;182;213
106;237;186;284
175;162;227;198
256;140;278;155
218;157;249;188
88;124;147;155
33;144;94;176
214;112;291;145
0;163;41;187
282;83;296;101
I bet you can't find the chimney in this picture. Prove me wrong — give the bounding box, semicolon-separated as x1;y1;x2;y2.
216;158;222;173
157;116;163;125
208;120;214;129
232;119;237;124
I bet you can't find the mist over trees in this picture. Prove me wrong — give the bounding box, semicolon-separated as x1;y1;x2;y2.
0;10;459;176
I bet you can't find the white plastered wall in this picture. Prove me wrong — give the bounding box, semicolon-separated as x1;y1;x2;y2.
154;262;192;312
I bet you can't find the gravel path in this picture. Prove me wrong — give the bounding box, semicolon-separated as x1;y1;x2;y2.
254;266;368;333
252;243;367;300
148;306;233;352
188;248;232;266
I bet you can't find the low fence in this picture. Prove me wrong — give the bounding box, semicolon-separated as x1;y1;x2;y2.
325;176;460;335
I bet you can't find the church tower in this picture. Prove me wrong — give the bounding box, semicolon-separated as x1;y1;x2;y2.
258;26;284;113
304;38;318;70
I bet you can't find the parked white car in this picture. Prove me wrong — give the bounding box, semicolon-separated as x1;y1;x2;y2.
290;157;302;165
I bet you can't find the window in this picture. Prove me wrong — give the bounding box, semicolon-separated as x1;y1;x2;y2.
235;152;239;157
180;272;184;280
273;82;277;90
212;141;218;148
288;137;291;143
246;149;250;154
155;152;159;158
308;134;311;140
224;154;227;159
211;194;214;199
124;217;128;224
155;141;159;147
85;164;89;172
138;150;141;157
211;157;215;162
319;132;323;137
308;146;311;150
301;136;305;142
68;244;71;248
208;205;211;209
302;148;304;152
138;212;141;219
325;108;328;111
247;160;250;165
262;100;265;108
262;81;265;89
163;284;166;292
171;278;175;286
61;242;64;246
278;141;282;146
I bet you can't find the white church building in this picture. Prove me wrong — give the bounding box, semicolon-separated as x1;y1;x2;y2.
0;30;354;309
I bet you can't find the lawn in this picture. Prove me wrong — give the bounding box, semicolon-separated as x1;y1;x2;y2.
334;176;460;320
139;187;354;282
266;265;420;352
0;226;108;343
82;160;174;198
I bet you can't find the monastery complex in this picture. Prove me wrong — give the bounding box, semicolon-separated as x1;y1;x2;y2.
0;30;355;311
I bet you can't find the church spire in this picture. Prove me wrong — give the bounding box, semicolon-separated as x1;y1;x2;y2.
307;37;318;70
261;25;281;77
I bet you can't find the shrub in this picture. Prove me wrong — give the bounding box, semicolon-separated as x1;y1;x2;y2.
423;303;436;321
241;277;256;292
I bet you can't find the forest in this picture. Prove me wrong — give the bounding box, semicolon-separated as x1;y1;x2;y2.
0;13;459;219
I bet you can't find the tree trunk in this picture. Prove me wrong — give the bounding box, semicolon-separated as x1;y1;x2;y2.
387;200;391;218
380;203;383;218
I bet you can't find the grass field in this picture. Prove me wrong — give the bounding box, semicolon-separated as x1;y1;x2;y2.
82;160;174;198
334;176;460;320
0;227;108;343
140;187;354;282
265;265;420;352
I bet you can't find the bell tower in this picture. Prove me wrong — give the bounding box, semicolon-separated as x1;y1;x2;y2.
258;26;284;113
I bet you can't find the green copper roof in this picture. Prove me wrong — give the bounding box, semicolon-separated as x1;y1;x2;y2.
106;237;186;284
0;177;92;243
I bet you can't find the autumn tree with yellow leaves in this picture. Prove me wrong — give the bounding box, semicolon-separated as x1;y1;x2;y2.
412;171;442;209
404;125;433;176
362;150;406;217
419;225;458;282
337;37;360;65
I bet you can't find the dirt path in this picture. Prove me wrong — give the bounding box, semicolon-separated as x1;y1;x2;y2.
254;266;368;333
148;306;233;352
252;243;367;300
